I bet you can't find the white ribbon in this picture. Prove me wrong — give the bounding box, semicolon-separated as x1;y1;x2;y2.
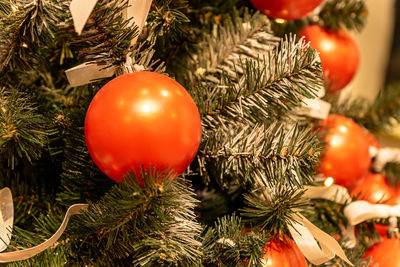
0;187;88;263
67;0;153;86
283;185;353;265
373;147;400;172
303;185;351;205
289;213;353;265
344;201;400;226
0;188;13;252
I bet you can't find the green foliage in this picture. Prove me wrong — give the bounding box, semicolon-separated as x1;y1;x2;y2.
0;88;49;168
319;0;367;32
202;214;268;266
0;0;61;71
198;123;321;187
76;171;202;266
241;187;308;236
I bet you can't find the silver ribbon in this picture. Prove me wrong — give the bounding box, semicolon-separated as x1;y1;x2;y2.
0;187;88;263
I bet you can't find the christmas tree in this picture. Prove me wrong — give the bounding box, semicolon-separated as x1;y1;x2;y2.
1;0;400;266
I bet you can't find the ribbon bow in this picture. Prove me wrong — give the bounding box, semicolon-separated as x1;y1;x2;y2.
285;185;353;265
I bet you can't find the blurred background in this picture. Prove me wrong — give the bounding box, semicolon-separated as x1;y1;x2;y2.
350;0;400;145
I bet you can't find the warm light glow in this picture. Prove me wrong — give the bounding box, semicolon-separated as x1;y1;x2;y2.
321;39;334;52
161;90;169;97
338;125;347;133
135;100;159;115
329;136;342;147
274;18;286;24
141;89;149;95
22;43;28;48
324;177;335;187
11;4;17;12
372;192;385;203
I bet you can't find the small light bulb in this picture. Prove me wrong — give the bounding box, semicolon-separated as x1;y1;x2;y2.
324;177;334;187
274;18;286;24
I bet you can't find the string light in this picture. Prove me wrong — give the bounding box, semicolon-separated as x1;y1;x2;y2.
324;177;334;187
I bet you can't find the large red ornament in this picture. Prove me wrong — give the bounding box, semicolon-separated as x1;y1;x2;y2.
350;173;395;204
299;25;359;93
262;235;307;267
249;0;323;20
364;238;400;267
85;71;202;183
319;114;371;189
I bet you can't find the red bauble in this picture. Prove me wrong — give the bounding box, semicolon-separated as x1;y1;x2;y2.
351;173;395;204
319;114;371;189
249;0;323;20
85;72;202;183
262;235;307;267
299;25;359;93
364;238;400;267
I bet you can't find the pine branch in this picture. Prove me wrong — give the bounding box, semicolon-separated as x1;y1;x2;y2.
148;0;190;43
0;0;61;71
241;186;308;236
201;214;268;267
319;0;367;32
196;34;322;127
0;88;49;169
198;123;321;188
316;239;370;267
75;172;202;266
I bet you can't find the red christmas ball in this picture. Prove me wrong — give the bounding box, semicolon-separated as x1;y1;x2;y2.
319;114;371;189
299;25;359;93
249;0;323;20
85;71;202;183
364;238;400;267
262;235;307;267
351;173;395;204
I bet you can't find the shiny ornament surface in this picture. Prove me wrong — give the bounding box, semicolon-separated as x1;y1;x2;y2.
319;114;371;188
364;238;400;267
299;25;359;93
249;0;323;20
262;235;307;267
351;173;395;204
85;71;202;183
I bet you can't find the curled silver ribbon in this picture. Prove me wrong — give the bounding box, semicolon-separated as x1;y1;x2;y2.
0;187;88;263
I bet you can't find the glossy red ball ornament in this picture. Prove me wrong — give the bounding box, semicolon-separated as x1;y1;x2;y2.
85;71;202;183
299;25;359;93
364;238;400;267
319;114;371;189
249;0;323;20
262;235;307;267
351;173;395;204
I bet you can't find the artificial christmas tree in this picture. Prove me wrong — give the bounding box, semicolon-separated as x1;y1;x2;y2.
1;0;400;266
